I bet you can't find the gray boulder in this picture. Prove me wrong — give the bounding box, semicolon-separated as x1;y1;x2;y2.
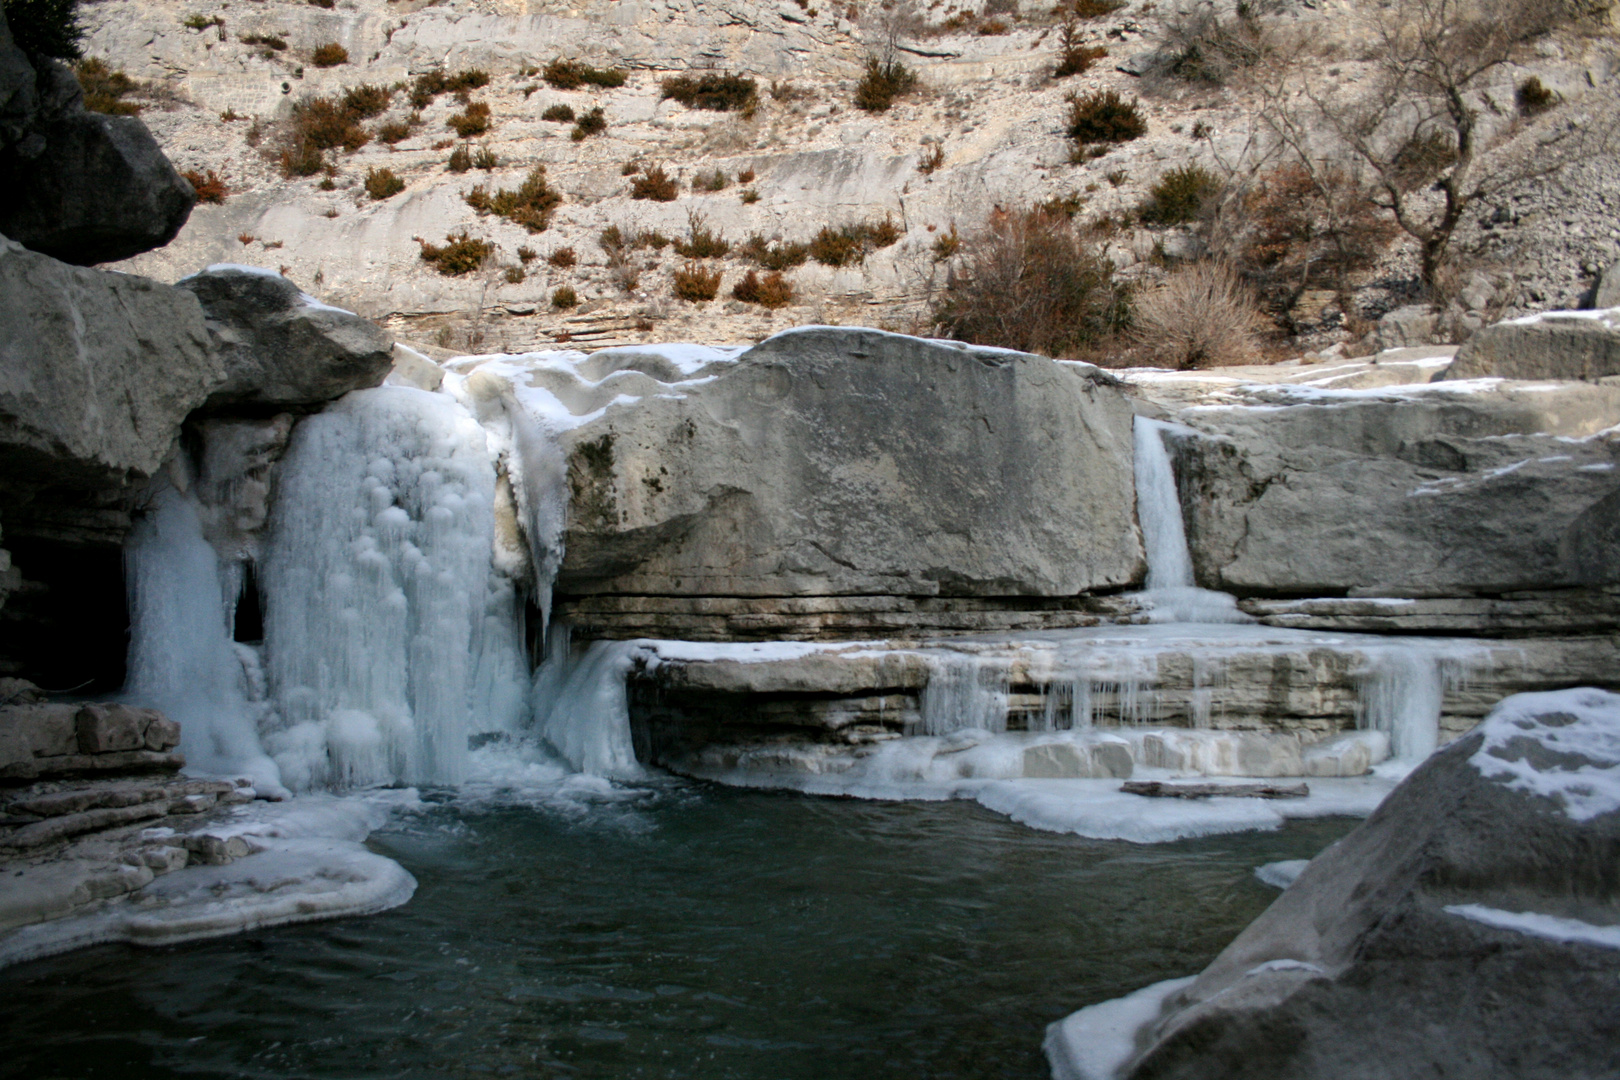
1595;261;1620;310
1079;687;1620;1080
0;13;194;265
0;234;218;498
1168;380;1620;596
177;266;395;410
1447;307;1620;382
546;328;1142;599
1373;304;1440;351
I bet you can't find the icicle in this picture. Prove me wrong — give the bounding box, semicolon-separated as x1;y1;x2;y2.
531;628;642;776
123;480;287;796
920;654;1010;735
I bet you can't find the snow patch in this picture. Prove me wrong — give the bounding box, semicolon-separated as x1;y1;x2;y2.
1044;976;1195;1080
1443;904;1620;950
1468;688;1620;821
1254;859;1309;889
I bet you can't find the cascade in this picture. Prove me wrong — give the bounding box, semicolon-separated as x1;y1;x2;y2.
530;626;642;777
1131;418;1250;624
123;479;287;796
258;387;530;791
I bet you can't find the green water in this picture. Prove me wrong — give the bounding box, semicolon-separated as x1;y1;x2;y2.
0;781;1351;1080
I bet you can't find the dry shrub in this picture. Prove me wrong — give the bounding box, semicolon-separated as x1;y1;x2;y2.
808;217;902;267
182;168;228;203
552;285;578;308
1155;1;1268;85
464;166;563;232
75;58;140;114
341;84;392;119
1138;163;1220;225
741;188;760;204
737;168;756;183
541;103;575;122
918;143;945;174
1066;89;1144;146
630;164;678;201
543;59;628;90
673;261;722;301
377;121;411;144
570;106;606;141
417;232;491;276
279;93;374;177
732;269;795;308
931;225;961;261
1132;261;1265;369
364;166;404;200
547;247;576;267
692;167;729;192
410;69;489;109
447;145;472;172
311;42;348;68
447;101;491;138
1516;76;1558;117
1053;26;1107;80
931;209;1130;358
504;266;525;284
741;234;809;270
473;146;499;170
673;212;730;258
854;55;918;112
660;72;758;111
517;246;538;264
1058;0;1125;17
978;17;1009;34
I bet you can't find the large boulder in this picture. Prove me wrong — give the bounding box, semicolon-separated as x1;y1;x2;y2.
177;266;395;410
0;12;194;265
1049;688;1620;1080
1447;307;1620;382
494;328;1143;601
0;234;218;501
1165;380;1620;596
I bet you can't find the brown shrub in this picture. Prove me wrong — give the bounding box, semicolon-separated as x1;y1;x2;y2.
547;247;576;267
541;103;575;122
672;212;729;258
1138;164;1220;225
732;269;794;308
75;58;141;115
1066;89;1144;146
737;168;756;183
311;42;348;68
1516;76;1558;117
660;72;758;111
181;168;228;203
740;234;809;270
447;145;472;172
447;101;491;138
808;217;903;267
377;121;411;144
1132;261;1266;369
341;84;392;119
473;146;499;170
504;266;525;284
464;166;562;232
673;261;722;301
417;232;491;276
570;106;606;141
918;142;945;174
692;167;729;192
854;55;918;112
543;59;627;90
552;285;578;308
630;164;678;201
364;166;404;200
931;224;961;261
931;208;1131;358
1053;35;1107;79
517;246;538;264
740;188;760;204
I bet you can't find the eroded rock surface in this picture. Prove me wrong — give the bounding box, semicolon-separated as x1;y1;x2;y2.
1447;307;1620;382
1059;688;1620;1080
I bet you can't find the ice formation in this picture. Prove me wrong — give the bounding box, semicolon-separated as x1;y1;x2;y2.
1044;975;1195;1080
1468;687;1620;820
259;387;530;790
123;479;287;797
1443;904;1620;950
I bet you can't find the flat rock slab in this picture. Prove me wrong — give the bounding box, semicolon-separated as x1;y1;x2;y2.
1448;307;1620;382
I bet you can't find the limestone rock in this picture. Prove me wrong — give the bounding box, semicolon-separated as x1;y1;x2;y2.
176;266;395;410
1375;304;1441;351
0;235;219;499
1167;380;1620;596
0;13;193;265
1595;260;1620;309
1098;688;1620;1080
1447;307;1620;382
544;328;1142;599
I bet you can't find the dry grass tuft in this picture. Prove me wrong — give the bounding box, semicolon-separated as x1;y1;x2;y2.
1132;261;1267;369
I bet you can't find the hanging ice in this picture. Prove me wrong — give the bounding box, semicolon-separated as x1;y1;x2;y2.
123;479;288;797
259;387;530;790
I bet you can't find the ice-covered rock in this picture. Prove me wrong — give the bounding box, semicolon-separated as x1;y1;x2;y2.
177;265;395;410
1447;305;1620;382
1053;688;1620;1080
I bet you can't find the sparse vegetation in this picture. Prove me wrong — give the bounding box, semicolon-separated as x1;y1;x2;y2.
181;168;228;203
740;235;810;270
931;225;962;261
732;269;795;308
447;101;491;138
543;59;628;90
741;188;760;204
1053;21;1107;79
570;106;606;141
1516;75;1558;116
692;168;729;192
447;145;472;172
181;12;222;32
1138;164;1220;225
854;54;918;112
673;212;730;258
377;121;411;144
547;247;576;267
918;142;945;174
279;93;374;177
552;285;578;308
464;165;563;232
630;164;679;201
409;69;490;109
932;208;1131;359
240;32;286;53
75;58;140;115
673;261;723;301
1059;0;1125;19
737;168;756;183
473;146;499;170
417;231;492;276
541;103;576;122
660;72;758;112
808;217;903;267
310;42;348;68
504;266;525;284
1155;0;1269;85
364;166;405;200
340;84;392;119
1066;89;1145;147
1132;261;1265;369
517;246;538;264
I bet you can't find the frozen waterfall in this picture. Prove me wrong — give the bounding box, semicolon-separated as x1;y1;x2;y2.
258;387;530;790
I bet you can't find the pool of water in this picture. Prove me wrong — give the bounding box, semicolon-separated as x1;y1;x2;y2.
0;780;1353;1080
